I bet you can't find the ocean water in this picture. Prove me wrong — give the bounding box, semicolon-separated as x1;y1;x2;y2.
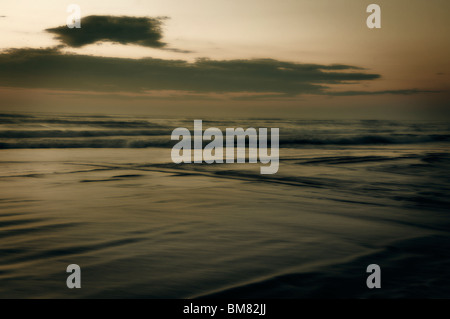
0;112;449;298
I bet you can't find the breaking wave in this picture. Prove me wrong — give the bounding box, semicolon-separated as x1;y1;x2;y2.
0;113;449;148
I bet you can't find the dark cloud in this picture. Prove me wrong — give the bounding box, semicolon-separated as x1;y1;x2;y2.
161;47;194;54
0;47;382;97
328;89;442;96
46;15;167;48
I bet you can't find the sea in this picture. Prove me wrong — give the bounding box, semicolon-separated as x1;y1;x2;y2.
0;112;449;298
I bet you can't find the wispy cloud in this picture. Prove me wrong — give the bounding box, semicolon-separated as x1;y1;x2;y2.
327;89;442;96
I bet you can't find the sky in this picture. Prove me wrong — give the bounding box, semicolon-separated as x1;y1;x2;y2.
0;0;449;119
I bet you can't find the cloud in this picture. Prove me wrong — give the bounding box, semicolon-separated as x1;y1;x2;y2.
46;15;168;48
161;47;194;54
327;89;442;96
0;47;383;98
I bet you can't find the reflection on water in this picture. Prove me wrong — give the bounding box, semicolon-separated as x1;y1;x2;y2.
0;113;449;298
